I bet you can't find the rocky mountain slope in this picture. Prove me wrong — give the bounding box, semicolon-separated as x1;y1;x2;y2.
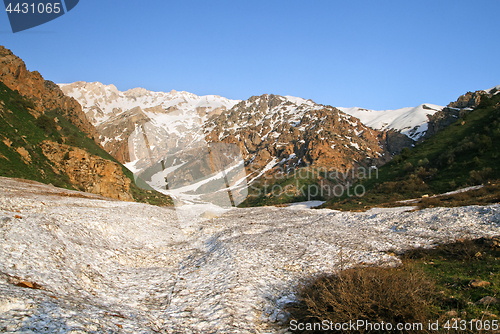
62;84;400;206
204;94;390;175
0;46;172;204
421;84;500;141
0;47;97;141
60;81;239;163
323;90;500;211
58;78;500;207
1;177;499;332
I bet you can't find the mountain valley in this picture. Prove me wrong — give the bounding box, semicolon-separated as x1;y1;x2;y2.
1;44;500;333
60;77;500;208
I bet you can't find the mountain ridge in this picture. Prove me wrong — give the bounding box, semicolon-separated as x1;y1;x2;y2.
60;80;499;206
0;46;173;205
322;91;500;211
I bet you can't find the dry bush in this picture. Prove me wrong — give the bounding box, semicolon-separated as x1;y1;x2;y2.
417;182;500;209
287;266;437;333
402;237;498;262
418;196;442;209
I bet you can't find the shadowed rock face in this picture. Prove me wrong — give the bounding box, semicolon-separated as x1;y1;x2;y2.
96;106;152;163
384;130;416;155
0;46;98;141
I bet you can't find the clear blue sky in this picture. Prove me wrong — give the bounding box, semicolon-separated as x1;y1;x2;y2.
1;0;499;110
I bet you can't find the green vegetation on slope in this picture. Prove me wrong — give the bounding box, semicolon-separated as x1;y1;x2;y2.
286;237;500;333
323;93;500;211
0;82;74;188
403;237;500;326
0;82;172;206
239;166;329;207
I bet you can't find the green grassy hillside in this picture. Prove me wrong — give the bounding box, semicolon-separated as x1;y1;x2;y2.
322;93;500;210
239;166;328;207
0;82;172;206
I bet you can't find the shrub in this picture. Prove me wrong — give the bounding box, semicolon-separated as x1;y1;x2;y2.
401;175;428;193
479;134;492;152
415;166;428;178
401;147;411;159
438;151;454;166
35;115;57;135
469;167;493;185
472;156;482;166
417;158;429;167
287;266;437;333
403;162;414;173
392;155;402;163
418;196;442;209
427;168;438;178
379;181;397;194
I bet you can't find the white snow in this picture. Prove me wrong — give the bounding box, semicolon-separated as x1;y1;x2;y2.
484;84;500;95
1;177;500;332
350;142;360;150
338;104;444;141
285;201;326;210
440;185;484;196
59;81;239;131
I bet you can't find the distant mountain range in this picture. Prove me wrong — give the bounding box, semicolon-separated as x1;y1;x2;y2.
338;104;444;141
1;43;498;207
60;82;399;204
59;80;499;205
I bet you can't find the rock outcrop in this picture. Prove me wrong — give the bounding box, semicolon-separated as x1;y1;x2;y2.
419;88;497;142
205;94;390;175
419;106;469;141
40;141;133;201
96;106;151;163
447;91;484;109
0;46;97;141
384;130;416;155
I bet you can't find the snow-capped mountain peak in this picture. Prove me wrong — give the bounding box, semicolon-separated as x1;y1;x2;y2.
484;84;500;95
338;103;444;141
59;81;240;126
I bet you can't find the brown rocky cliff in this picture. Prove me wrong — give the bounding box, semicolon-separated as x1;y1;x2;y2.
447;91;483;109
96;106;151;164
205;94;390;178
0;46;98;141
40;141;133;201
419;89;491;142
